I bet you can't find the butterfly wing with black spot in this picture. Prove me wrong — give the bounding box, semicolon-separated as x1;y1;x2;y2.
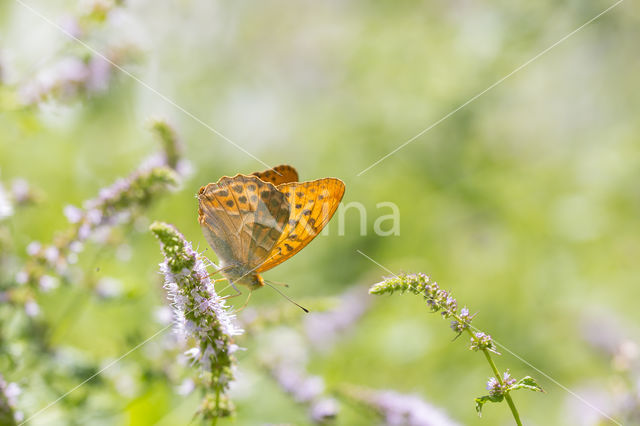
255;178;345;273
198;175;290;269
252;164;299;185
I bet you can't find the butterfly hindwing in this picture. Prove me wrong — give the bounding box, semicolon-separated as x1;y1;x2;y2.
198;175;290;269
255;177;345;273
252;164;299;186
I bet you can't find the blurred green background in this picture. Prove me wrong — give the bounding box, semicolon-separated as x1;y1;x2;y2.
1;0;639;424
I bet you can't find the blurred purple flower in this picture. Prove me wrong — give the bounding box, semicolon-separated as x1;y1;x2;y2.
304;285;370;351
59;15;83;38
25;242;41;256
86;56;112;93
0;375;22;424
24;300;39;317
38;275;59;292
63;205;83;224
10;179;34;205
343;386;460;426
310;398;339;423
19;57;89;104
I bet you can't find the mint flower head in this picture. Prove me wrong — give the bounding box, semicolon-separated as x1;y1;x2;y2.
470;332;499;354
150;221;242;420
486;371;517;397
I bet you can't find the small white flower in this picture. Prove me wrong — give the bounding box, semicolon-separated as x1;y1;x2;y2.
39;275;59;292
15;271;28;285
176;378;195;396
26;241;42;256
43;246;59;264
11;179;30;203
63;205;83;224
86;208;103;225
25;300;40;317
69;240;84;253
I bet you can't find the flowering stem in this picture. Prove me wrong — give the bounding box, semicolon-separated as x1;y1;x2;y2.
370;273;534;426
474;334;522;426
151;221;243;422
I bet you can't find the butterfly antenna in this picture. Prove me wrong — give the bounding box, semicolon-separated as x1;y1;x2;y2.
264;279;289;288
264;282;309;313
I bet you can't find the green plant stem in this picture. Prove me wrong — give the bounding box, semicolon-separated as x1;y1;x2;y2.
212;384;220;426
462;325;522;426
482;348;522;426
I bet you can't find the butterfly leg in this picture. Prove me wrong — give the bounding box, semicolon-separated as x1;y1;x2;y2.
207;265;234;280
232;290;253;314
220;282;242;300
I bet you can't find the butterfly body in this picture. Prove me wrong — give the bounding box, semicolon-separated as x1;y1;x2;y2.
197;165;344;293
220;268;265;291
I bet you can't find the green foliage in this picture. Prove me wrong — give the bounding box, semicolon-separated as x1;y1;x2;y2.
511;376;544;394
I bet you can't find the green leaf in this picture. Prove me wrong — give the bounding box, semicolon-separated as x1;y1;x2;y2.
510;376;545;393
475;394;503;417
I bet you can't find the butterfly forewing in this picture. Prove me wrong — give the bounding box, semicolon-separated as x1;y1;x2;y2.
198;175;290;270
252;165;299;185
255;178;345;273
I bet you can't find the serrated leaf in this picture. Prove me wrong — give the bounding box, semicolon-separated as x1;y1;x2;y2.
475;394;504;417
510;376;544;393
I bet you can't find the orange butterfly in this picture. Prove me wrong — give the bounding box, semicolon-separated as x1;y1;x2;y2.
197;165;345;296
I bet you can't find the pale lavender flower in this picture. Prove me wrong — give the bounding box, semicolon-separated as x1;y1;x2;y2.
503;371;516;387
343;386;460;426
69;241;83;253
86;56;112;93
19;57;89;104
470;332;498;354
59;15;83;38
21;167;177;288
268;363;339;424
64;205;83;224
10;179;33;205
271;367;325;403
450;306;473;334
378;392;459;426
43;246;59;264
486;377;501;396
26;242;41;256
24;300;40;317
486;371;516;397
14;271;28;285
311;398;339;423
39;275;59;292
305;285;370;351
